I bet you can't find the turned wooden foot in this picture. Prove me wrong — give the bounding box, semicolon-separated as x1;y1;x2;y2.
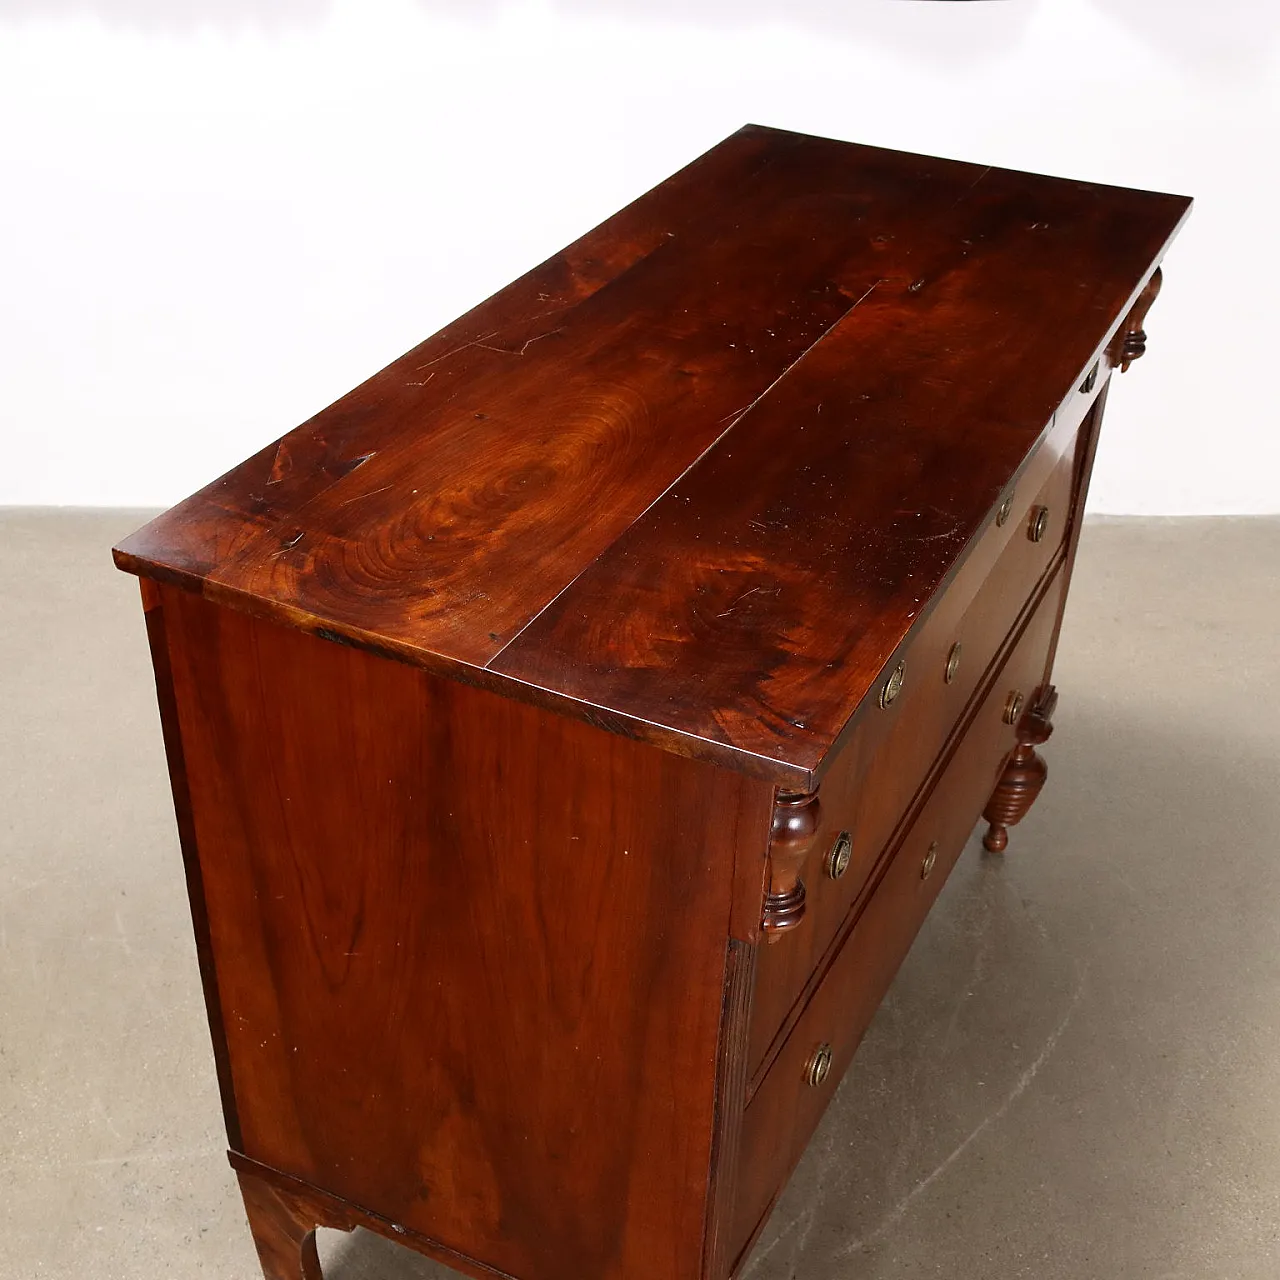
237;1165;355;1280
983;684;1057;853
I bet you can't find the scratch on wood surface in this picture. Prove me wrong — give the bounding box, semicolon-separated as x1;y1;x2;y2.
910;524;963;543
417;332;500;370
337;451;377;478
338;484;393;507
717;279;883;431
472;328;564;357
266;441;291;485
948;164;993;210
416;326;563;369
716;586;763;617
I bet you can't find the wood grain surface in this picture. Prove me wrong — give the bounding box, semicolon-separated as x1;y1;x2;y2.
745;409;1080;1071
155;583;775;1280
731;565;1070;1267
115;125;1190;787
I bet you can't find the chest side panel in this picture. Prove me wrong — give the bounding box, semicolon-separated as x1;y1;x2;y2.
156;584;773;1280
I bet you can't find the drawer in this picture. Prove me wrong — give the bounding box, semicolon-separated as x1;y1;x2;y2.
732;566;1066;1265
748;413;1079;1072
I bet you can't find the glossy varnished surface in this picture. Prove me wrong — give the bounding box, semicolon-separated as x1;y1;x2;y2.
114;126;1190;786
19;510;1280;1280
151;583;774;1280
745;407;1083;1073
732;566;1070;1265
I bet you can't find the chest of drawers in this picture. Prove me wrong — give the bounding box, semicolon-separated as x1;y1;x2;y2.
114;125;1189;1280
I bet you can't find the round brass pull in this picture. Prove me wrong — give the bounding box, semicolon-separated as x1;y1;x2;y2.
879;661;905;709
1028;505;1050;543
921;841;939;880
805;1042;834;1088
825;831;853;881
944;642;962;685
1003;690;1025;725
996;494;1014;527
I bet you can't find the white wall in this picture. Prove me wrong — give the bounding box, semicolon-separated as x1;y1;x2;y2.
2;0;1277;513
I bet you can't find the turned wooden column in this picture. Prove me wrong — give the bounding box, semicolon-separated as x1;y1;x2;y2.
762;788;822;940
983;685;1058;853
1109;267;1162;372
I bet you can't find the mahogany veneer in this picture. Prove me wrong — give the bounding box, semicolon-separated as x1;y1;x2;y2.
115;125;1189;1280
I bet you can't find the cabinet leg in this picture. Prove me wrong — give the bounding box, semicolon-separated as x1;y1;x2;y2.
983;685;1057;853
237;1165;353;1280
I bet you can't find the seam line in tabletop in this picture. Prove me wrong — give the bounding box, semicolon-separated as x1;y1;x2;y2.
483;278;884;673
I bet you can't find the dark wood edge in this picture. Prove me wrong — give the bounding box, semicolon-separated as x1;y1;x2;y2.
805;247;1179;789
745;549;1069;1095
113;396;1079;800
806;403;1081;789
702;940;758;1280
727;784;775;945
728;384;1130;1259
112;556;818;793
140;579;243;1149
228;1151;522;1280
109;395;1085;800
113;247;1183;795
728;557;1075;1274
1042;379;1110;682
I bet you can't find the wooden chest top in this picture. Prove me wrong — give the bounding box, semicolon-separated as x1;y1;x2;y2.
114;125;1189;786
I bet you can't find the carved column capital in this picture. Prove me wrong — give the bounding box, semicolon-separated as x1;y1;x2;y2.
762;787;822;941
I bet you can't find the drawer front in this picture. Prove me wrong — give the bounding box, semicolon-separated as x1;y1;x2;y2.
748;415;1079;1072
732;567;1066;1264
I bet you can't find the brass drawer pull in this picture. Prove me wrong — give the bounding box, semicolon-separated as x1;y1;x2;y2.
944;642;962;685
1028;505;1050;543
879;660;905;708
1003;690;1025;725
996;494;1014;527
921;841;939;880
825;831;853;881
805;1043;834;1088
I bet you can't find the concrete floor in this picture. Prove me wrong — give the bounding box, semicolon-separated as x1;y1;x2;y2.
2;509;1278;1280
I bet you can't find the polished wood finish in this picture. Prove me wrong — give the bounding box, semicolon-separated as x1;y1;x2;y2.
983;684;1059;852
703;941;757;1280
745;408;1081;1072
762;789;822;940
733;569;1068;1264
115;127;1187;1280
236;1158;356;1280
152;581;771;1280
231;1152;517;1280
115;124;1190;789
139;576;242;1148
